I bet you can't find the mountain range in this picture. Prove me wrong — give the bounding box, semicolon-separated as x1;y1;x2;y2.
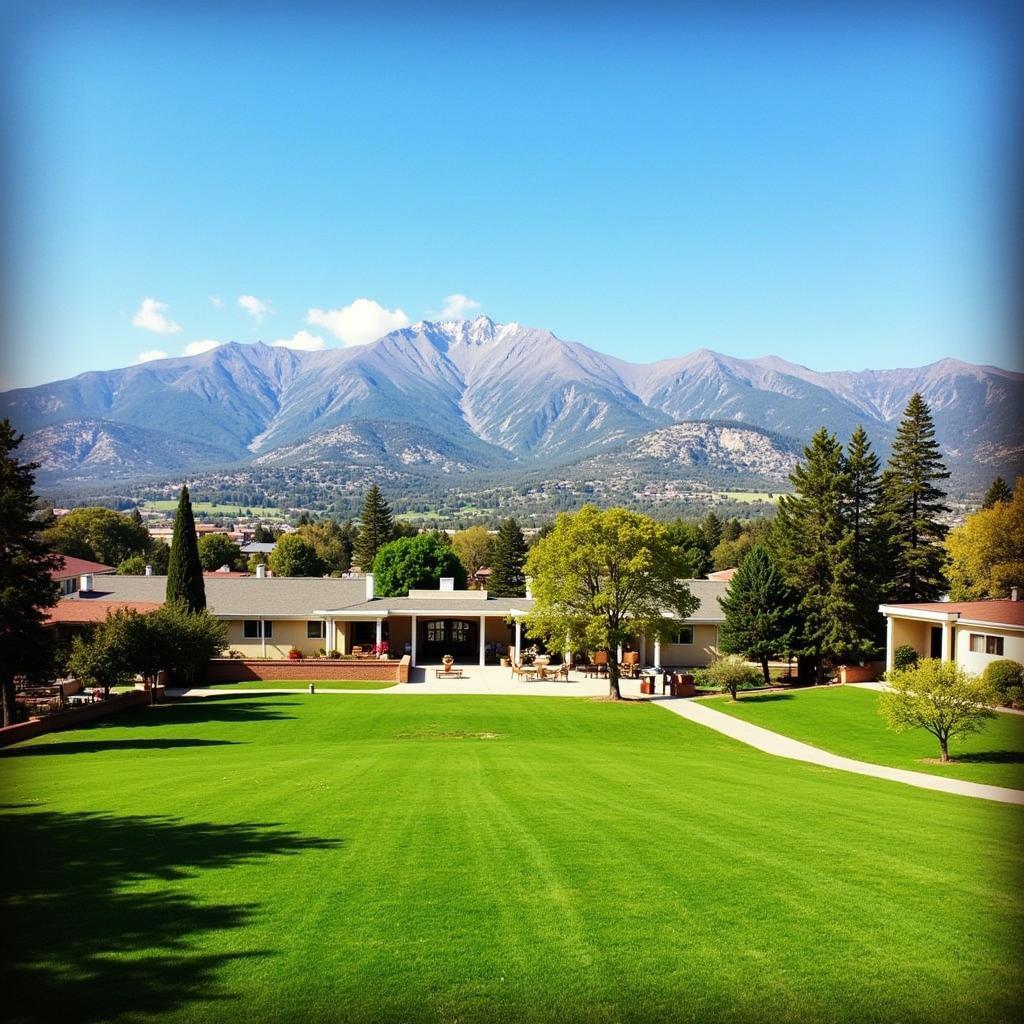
3;316;1021;494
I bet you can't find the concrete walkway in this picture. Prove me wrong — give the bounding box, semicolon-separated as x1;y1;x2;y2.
657;697;1024;805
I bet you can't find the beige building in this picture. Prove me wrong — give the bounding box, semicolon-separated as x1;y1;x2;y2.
879;598;1024;675
53;572;727;669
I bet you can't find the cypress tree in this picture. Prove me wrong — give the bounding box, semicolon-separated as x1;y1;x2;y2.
982;476;1012;509
845;426;886;651
773;428;864;682
0;421;62;726
881;393;950;603
489;517;528;597
353;485;394;571
717;544;798;686
166;485;206;612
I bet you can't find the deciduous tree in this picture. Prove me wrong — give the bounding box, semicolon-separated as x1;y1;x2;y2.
268;534;325;577
43;506;149;566
198;533;243;572
451;526;493;578
879;659;996;762
372;534;466;597
522;506;698;699
945;477;1024;600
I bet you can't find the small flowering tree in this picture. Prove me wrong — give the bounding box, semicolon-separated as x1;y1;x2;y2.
371;641;390;658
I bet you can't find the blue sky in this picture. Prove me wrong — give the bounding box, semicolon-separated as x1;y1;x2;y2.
1;1;1018;388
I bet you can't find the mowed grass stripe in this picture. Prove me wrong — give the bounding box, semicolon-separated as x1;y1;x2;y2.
1;694;1021;1024
707;685;1024;789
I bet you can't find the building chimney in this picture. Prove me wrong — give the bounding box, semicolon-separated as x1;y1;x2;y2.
80;573;93;594
439;577;455;592
256;564;266;579
145;564;153;576
365;572;375;600
525;576;533;600
1012;586;1019;602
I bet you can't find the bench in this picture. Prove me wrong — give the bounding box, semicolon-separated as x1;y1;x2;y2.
434;668;464;679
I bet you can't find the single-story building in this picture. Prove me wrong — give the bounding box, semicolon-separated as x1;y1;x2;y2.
51;571;728;669
50;556;115;596
879;596;1024;674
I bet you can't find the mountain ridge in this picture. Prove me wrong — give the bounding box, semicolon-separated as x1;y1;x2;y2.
3;316;1021;491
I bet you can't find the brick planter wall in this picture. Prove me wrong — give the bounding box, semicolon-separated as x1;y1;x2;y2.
207;655;410;684
0;689;150;748
839;662;884;684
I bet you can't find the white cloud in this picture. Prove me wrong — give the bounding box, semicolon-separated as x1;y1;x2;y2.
307;298;409;346
184;339;221;356
135;349;168;363
209;295;223;308
238;294;273;321
271;330;325;352
438;293;482;319
131;297;181;335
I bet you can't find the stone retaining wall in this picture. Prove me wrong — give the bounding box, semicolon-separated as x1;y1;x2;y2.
207;655;410;684
0;689;150;748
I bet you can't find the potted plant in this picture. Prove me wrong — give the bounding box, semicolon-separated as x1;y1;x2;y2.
372;641;390;660
442;654;454;672
287;647;303;661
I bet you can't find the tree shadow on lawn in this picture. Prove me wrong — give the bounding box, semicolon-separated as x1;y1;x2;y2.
733;693;796;704
86;696;304;731
942;750;1024;766
0;809;339;1024
0;738;241;758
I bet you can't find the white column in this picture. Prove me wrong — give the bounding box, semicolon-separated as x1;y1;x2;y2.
479;614;486;667
514;620;522;662
410;614;417;667
616;644;623;665
941;622;952;662
885;616;894;674
564;631;571;664
375;618;383;647
653;639;661;668
639;634;647;667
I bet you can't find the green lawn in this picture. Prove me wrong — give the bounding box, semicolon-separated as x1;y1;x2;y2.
208;679;397;691
1;695;1021;1024
143;500;284;516
708;685;1024;789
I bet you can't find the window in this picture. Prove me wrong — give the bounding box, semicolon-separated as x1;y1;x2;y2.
307;620;326;639
425;620;445;644
673;625;694;645
243;620;272;639
450;620;471;644
969;633;1004;656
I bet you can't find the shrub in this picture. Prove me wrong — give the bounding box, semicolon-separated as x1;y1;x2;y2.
981;659;1024;705
327;649;341;659
287;647;303;661
705;654;762;701
892;645;919;672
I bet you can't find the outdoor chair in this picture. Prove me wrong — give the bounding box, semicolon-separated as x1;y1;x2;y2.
620;651;639;678
593;651;609;676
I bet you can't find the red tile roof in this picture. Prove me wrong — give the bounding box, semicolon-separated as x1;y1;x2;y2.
707;568;738;581
50;556;116;581
886;600;1024;628
45;600;163;624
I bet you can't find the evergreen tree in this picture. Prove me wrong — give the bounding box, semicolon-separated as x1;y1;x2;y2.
773;428;864;682
881;393;950;602
982;476;1012;509
489;517;528;596
700;511;723;551
0;421;62;725
717;545;798;686
166;485;206;612
354;485;394;570
845;426;886;650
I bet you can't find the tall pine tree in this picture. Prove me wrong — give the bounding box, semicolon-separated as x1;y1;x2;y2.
717;544;798;686
845;426;886;652
982;476;1012;509
0;421;62;726
881;393;950;603
773;428;864;682
166;485;206;612
353;485;394;571
489;517;528;597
